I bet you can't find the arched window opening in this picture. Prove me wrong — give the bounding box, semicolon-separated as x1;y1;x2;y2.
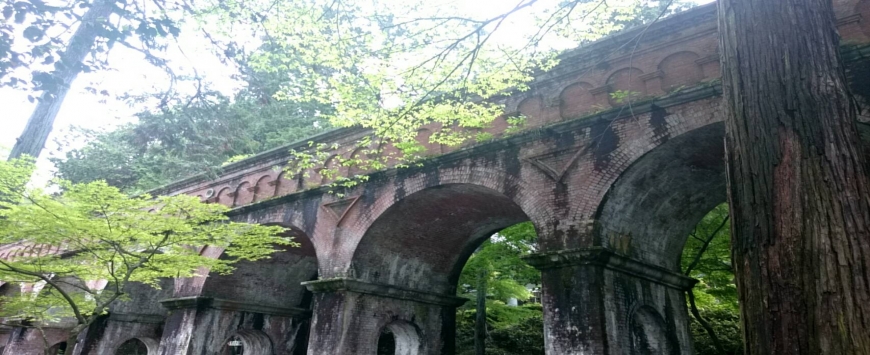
219;330;272;355
116;338;149;355
376;321;420;355
48;342;67;355
376;328;396;355
222;335;244;355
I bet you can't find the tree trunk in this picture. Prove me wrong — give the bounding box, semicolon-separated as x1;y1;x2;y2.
474;268;486;355
8;0;114;161
718;0;870;353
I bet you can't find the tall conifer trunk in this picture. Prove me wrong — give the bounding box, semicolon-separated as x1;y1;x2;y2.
718;0;870;353
8;0;114;161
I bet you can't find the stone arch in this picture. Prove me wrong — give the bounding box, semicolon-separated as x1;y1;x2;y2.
320;155;340;185
48;341;67;354
376;320;422;355
220;329;273;355
559;81;595;119
517;95;545;126
114;337;158;355
606;67;646;106
216;187;234;206
658;51;703;91
234;181;254;207
198;225;319;308
346;147;368;177
350;183;532;294
275;170;299;197
595;122;726;269
629;305;674;355
253;174;276;203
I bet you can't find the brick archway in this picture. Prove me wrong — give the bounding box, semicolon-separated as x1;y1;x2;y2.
595;122;726;270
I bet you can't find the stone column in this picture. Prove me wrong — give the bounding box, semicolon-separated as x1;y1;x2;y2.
155;297;310;355
70;313;163;355
524;247;697;355
1;326;70;355
303;278;467;355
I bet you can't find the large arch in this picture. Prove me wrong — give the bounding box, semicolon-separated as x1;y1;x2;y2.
158;225;318;355
351;183;532;294
596;122;727;270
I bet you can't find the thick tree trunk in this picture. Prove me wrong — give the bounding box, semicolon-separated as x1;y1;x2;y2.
718;0;870;353
8;0;114;161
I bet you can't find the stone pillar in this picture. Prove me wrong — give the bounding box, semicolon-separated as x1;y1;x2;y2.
70;313;163;355
1;326;69;355
524;247;697;355
156;297;310;355
303;278;467;355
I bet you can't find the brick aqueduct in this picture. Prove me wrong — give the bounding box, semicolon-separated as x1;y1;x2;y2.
4;2;870;354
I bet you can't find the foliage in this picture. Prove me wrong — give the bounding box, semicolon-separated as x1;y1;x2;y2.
457;222;539;302
456;304;544;355
689;308;743;355
51;58;331;193
681;203;742;354
452;222;543;354
681;203;738;312
0;157;290;333
188;0;698;181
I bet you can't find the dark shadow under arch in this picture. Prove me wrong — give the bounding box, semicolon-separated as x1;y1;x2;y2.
596;122;727;270
351;183;531;295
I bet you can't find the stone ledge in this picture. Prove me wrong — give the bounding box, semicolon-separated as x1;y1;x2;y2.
302;278;468;307
523;247;697;290
108;312;166;324
159;297;311;318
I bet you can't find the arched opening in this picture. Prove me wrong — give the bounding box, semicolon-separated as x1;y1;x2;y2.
116;338;149;355
219;330;273;355
200;226;317;354
48;342;67;355
596;122;730;353
597;122;727;269
222;335;245;355
352;183;542;353
376;321;421;355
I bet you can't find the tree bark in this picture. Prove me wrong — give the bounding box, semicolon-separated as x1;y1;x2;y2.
718;0;870;353
475;268;487;355
8;0;114;161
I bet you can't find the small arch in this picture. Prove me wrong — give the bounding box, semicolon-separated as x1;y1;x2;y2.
234;181;254;207
629;306;673;355
275;170;299;197
321;155;340;185
220;330;273;355
560;82;595;119
658;51;703;91
517;96;544;127
115;337;157;355
606;67;646;105
253;175;275;203
346;147;368;177
48;341;68;355
216;187;233;206
377;320;421;355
